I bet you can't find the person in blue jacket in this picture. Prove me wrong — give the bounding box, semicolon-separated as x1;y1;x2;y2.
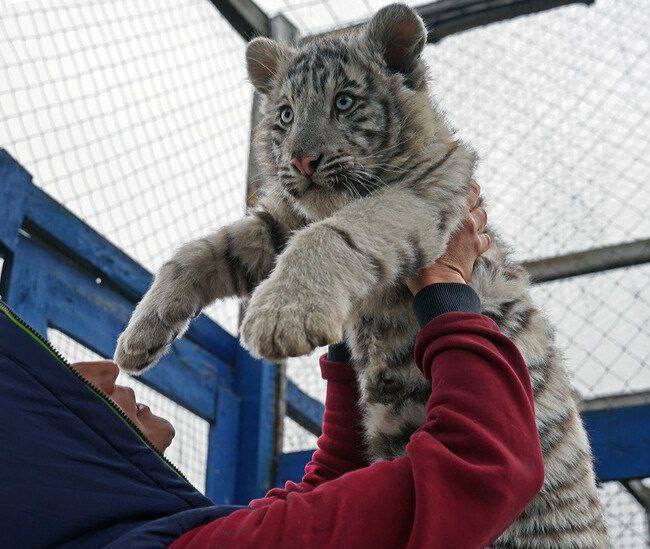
0;302;244;548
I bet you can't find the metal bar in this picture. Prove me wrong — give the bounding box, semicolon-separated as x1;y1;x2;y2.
622;480;650;543
315;0;593;43
206;0;270;40
418;0;595;43
581;391;650;412
242;14;301;489
286;380;325;436
233;347;280;503
266;14;301;483
582;401;650;482
206;386;241;503
622;480;650;510
276;450;314;487
524;239;650;284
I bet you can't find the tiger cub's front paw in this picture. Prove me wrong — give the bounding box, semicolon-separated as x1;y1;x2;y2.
240;280;343;360
114;296;194;373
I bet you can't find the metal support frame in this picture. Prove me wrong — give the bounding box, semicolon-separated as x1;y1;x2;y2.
523;239;650;284
312;0;594;42
242;13;301;487
416;0;595;43
206;0;269;40
621;480;650;541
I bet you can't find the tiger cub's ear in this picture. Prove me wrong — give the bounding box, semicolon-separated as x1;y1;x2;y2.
364;3;427;76
246;37;292;95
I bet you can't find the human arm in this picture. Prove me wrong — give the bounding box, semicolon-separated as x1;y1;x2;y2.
249;354;368;508
170;312;544;549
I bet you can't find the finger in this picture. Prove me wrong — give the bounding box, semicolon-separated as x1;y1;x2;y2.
468;180;480;209
470;206;488;232
477;233;491;254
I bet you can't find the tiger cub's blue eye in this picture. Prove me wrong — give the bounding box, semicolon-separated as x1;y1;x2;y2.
280;107;293;124
335;93;354;112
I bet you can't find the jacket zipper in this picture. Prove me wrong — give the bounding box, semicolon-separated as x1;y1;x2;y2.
0;300;188;482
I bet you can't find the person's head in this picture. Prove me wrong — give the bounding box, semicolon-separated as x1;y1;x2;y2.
72;361;175;452
246;3;445;220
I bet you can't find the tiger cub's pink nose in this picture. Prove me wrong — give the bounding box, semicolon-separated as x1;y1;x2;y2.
290;155;322;177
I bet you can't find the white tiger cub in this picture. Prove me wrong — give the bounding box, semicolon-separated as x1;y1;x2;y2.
115;4;608;547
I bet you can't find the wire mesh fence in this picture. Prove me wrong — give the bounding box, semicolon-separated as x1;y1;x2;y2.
0;0;251;334
1;0;648;545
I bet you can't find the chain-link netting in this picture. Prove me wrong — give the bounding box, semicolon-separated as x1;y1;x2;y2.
0;0;252;334
599;482;649;548
1;0;648;544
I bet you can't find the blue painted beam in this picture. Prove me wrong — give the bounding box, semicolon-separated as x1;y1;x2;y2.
5;237;49;335
276;450;314;487
14;235;230;419
1;149;238;365
206;386;241;504
25;187;152;299
286;380;324;436
233;346;279;503
50;279;229;418
583;402;650;482
0;149;32;252
24;189;238;365
282;383;650;485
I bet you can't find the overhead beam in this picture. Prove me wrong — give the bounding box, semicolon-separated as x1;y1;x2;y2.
315;0;594;43
581;391;650;413
621;479;650;542
286;381;324;436
418;0;595;43
207;0;270;40
523;238;650;284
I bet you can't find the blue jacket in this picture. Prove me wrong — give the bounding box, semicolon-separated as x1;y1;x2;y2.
0;302;242;548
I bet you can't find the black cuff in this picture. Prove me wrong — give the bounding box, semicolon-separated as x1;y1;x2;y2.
327;341;352;363
412;283;481;327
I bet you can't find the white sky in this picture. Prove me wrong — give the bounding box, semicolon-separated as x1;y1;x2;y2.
0;1;648;541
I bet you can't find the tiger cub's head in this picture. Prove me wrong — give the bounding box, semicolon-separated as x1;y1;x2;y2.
247;3;445;220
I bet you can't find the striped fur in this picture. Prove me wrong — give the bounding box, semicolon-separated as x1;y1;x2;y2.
115;4;607;546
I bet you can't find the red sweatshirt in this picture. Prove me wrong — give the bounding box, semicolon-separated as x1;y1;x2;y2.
171;313;544;549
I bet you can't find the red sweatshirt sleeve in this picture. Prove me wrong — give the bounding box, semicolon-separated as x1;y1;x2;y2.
249;356;367;508
170;313;544;549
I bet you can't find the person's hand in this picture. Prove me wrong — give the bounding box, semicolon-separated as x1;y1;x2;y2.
406;181;490;295
72;361;175;452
